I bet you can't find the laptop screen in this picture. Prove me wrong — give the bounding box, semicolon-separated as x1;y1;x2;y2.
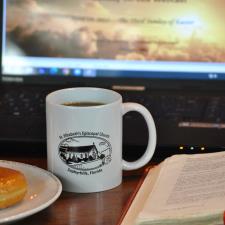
1;0;225;81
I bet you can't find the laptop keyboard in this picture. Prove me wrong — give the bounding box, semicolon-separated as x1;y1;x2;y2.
122;93;225;123
0;88;49;116
1;89;225;123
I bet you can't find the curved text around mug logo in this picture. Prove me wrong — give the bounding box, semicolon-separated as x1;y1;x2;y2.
58;132;112;175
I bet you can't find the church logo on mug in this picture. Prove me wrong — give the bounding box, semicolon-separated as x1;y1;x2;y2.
58;135;112;172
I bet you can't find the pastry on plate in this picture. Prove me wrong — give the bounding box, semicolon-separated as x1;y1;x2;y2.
0;166;27;209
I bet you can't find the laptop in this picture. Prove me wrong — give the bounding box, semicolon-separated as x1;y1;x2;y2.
1;0;225;158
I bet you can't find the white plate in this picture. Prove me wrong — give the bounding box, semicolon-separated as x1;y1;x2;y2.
0;160;62;224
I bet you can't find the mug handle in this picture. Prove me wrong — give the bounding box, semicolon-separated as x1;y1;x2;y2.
122;103;157;170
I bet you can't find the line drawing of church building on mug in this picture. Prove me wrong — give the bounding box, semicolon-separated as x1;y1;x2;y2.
58;137;112;170
60;143;101;163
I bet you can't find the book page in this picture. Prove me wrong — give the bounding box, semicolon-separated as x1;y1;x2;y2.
137;151;225;224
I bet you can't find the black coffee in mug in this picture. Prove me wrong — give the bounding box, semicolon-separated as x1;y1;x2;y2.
62;102;104;107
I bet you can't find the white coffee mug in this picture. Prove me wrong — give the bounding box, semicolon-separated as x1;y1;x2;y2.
46;87;156;193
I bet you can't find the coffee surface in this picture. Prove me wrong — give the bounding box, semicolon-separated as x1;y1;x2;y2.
62;102;104;107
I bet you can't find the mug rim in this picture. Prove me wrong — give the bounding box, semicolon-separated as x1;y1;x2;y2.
46;87;122;108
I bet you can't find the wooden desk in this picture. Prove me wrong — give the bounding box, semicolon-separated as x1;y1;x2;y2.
1;154;143;225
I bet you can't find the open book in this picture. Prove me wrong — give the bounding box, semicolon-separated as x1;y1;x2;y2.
120;151;225;225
